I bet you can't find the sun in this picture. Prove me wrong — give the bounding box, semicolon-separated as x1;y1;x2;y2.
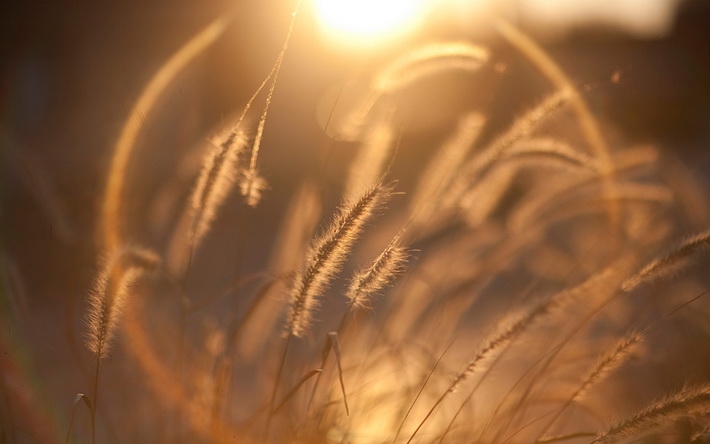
313;0;428;48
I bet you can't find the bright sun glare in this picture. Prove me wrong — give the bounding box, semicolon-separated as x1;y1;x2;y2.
313;0;428;48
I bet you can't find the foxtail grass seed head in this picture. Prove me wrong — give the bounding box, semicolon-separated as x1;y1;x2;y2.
190;127;248;246
475;88;572;169
239;169;267;208
74;13;710;442
574;333;642;401
85;247;160;359
347;233;409;309
444;89;572;209
622;229;710;292
593;384;710;443
448;305;547;394
287;183;392;337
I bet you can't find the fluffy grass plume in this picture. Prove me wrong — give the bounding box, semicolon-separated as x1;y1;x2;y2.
287;183;392;337
623;229;710;291
346;231;409;309
190;126;248;247
593;384;710;443
238;1;298;208
574;333;643;402
85;247;160;359
237;182;321;357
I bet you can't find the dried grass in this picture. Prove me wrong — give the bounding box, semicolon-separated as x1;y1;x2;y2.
17;9;709;444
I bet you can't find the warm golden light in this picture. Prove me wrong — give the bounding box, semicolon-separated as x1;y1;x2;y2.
313;0;427;48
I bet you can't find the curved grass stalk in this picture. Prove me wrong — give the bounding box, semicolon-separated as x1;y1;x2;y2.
506;145;664;235
495;19;620;245
457;139;598;228
509;181;673;236
374;41;489;93
442;89;572;212
504;138;598;170
340;41;488;140
102;15;230;253
99;16;231;442
241;7;298;208
64;394;92;444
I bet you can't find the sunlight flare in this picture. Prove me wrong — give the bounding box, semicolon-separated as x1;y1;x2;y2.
313;0;428;48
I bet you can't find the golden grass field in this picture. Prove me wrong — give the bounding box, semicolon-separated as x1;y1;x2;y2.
2;1;710;443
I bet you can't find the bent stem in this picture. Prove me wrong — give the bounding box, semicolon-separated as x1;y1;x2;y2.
495;19;620;248
64;394;92;444
306;306;354;414
102;15;229;253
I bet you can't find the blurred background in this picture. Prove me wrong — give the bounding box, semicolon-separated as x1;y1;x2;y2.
3;0;709;289
1;0;710;440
